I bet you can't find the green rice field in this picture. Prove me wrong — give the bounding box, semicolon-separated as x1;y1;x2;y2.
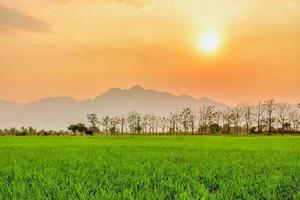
0;136;299;199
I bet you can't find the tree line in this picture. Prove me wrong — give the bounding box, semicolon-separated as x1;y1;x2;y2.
1;99;299;136
68;100;299;135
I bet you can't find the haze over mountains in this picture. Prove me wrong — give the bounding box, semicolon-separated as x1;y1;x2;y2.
0;85;229;130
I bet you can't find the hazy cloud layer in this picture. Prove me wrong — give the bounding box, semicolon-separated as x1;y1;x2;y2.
0;4;51;33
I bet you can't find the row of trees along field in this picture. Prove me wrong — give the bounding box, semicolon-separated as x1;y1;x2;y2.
0;100;299;136
68;99;299;135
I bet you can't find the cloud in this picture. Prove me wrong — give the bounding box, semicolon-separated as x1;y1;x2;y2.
0;4;51;33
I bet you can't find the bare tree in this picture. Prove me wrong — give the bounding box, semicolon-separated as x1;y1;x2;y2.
241;101;254;134
296;113;300;132
110;116;122;134
198;107;208;134
148;114;156;134
206;106;216;133
264;99;277;134
154;116;160;134
127;111;142;134
232;104;243;134
87;113;99;134
180;108;194;133
190;112;196;134
159;116;168;134
142;114;150;133
277;103;291;133
288;110;299;133
221;108;233;134
120;115;126;134
253;101;265;133
168;112;180;134
100;115;110;133
198;106;215;134
87;114;98;127
214;111;222;127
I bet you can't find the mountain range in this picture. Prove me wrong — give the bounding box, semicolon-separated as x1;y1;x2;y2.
0;85;229;130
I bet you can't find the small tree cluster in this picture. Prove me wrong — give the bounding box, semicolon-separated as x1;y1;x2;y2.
0;127;69;136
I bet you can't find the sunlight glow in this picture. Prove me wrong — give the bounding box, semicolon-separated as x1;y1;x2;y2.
198;32;220;54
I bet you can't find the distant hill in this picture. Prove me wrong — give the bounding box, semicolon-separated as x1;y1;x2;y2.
0;85;229;130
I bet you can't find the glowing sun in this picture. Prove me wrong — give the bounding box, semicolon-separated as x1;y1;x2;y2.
198;32;220;54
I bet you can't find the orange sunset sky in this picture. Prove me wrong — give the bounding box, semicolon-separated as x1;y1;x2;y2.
0;0;299;105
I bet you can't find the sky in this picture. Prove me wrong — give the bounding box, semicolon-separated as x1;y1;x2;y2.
0;0;299;105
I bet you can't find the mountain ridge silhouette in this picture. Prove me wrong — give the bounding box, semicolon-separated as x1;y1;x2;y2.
0;85;228;130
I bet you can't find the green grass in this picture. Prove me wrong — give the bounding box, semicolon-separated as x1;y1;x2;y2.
0;136;299;199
